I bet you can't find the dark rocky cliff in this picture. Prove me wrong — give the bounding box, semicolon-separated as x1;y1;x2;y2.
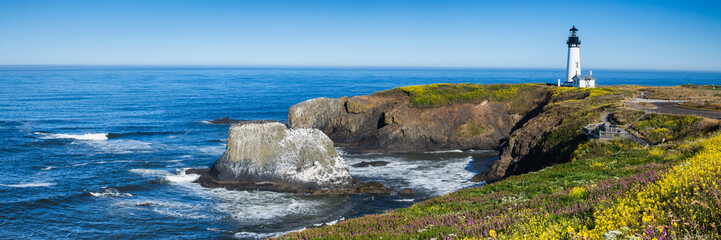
288;84;550;153
288;84;631;182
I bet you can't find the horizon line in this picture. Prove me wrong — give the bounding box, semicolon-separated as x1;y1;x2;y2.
0;64;720;74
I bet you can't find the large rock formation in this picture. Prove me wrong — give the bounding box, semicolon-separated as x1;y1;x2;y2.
287;84;628;183
192;121;393;195
288;96;531;153
473;90;624;183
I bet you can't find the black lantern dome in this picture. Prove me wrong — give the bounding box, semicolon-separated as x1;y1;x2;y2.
567;25;581;47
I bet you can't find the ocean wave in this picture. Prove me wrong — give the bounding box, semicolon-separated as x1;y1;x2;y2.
346;155;478;196
79;139;156;154
424;149;464;153
163;169;200;183
233;228;306;240
90;187;132;197
129;168;171;176
208;188;321;222
1;181;56;188
467;149;497;154
72;162;89;167
41;166;56;171
393;198;415;202
35;132;108;141
313;218;345;227
107;131;184;139
116;199;212;220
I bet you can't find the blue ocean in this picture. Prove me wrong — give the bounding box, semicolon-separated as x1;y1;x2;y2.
1;67;719;239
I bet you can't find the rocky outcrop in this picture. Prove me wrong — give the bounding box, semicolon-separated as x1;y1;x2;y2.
206;116;248;125
286;84;622;183
473;110;567;182
193;121;394;194
473;90;621;183
288;95;537;153
351;161;390;168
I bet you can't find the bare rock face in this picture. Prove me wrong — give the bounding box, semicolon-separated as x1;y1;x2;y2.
193;121;394;195
207;121;352;189
473;112;564;182
288;96;524;153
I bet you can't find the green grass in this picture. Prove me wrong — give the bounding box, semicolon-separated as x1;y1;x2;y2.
631;114;702;143
372;83;549;114
278;84;720;240
280;133;717;240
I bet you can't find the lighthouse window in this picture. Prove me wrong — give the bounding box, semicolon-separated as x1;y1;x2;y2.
576;62;579;68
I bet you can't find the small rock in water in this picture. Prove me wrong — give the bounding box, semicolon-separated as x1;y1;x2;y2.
398;188;414;195
351;161;390;168
135;202;154;207
207;116;246;125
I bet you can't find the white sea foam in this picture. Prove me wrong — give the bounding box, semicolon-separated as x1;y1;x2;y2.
36;132;108;140
393;198;416;202
163;169;200;183
467;149;497;154
346;155;478;196
72;162;89;167
116;199;211;220
80;139;155;154
425;149;464;153
1;181;56;188
41;166;56;171
200;120;212;124
207;188;321;222
90;187;132;197
313;218;345;227
129;168;171;176
233;228;306;239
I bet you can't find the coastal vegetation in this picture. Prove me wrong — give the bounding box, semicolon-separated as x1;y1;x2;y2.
280;131;721;240
373;83;549;114
279;84;721;240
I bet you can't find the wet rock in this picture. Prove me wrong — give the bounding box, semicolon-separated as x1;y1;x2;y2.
351;161;390;168
192;168;394;195
194;121;394;195
210;121;351;189
398;188;414;195
207;116;247;125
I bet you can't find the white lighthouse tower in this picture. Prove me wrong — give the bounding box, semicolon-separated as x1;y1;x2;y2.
566;26;581;83
564;26;596;88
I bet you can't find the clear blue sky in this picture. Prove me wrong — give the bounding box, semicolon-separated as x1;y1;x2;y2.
1;0;720;71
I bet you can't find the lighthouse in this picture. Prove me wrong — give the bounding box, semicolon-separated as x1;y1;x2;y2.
566;26;581;83
564;26;596;88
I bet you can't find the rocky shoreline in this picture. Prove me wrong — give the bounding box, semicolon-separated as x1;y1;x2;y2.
285;84;620;183
194;120;402;195
187;168;395;195
195;84;624;194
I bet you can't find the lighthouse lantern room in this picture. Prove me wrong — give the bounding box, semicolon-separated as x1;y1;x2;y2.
562;26;596;88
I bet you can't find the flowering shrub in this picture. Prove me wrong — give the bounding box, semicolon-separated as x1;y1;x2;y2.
568;186;587;198
633;114;701;143
278;132;720;239
578;134;721;239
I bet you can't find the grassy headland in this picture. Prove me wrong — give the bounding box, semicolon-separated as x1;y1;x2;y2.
280;84;721;240
640;84;721;111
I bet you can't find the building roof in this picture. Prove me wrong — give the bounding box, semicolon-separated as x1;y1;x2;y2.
573;75;596;80
570;26;578;31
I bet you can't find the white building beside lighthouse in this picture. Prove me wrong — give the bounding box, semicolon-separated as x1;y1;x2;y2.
562;26;596;88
